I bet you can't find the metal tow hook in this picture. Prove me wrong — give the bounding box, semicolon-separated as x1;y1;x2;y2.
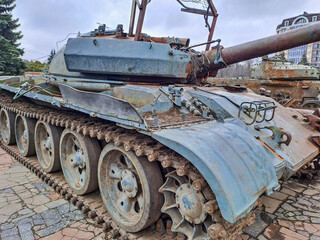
255;125;292;146
304;108;320;131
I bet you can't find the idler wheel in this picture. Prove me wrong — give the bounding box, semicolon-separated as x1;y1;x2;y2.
159;171;213;239
35;121;62;173
98;143;163;232
0;109;16;145
60;129;101;195
15;115;36;156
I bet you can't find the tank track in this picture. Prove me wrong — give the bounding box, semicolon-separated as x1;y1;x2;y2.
0;90;256;240
294;159;320;180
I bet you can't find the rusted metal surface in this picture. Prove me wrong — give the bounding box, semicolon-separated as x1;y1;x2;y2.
209;77;320;108
205;0;218;51
251;60;320;80
305;108;320;131
134;0;148;41
204;22;320;72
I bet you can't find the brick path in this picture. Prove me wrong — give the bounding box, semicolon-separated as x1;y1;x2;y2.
0;146;320;240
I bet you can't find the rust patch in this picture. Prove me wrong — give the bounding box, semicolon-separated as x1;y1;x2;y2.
257;138;284;161
143;108;205;127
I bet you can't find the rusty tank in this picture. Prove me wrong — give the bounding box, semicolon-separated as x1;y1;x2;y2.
1;1;320;239
248;55;320;109
251;55;320;80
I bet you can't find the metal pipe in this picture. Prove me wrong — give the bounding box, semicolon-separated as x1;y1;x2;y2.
129;0;137;36
205;22;320;70
134;0;148;41
48;79;111;92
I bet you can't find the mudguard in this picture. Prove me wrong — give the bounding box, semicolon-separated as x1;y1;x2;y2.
152;119;279;223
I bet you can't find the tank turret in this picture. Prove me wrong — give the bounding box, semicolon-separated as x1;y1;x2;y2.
49;22;320;86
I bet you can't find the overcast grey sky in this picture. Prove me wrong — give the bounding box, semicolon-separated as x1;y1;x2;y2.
13;0;320;61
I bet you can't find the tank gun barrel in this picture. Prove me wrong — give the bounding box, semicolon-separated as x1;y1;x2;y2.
202;22;320;74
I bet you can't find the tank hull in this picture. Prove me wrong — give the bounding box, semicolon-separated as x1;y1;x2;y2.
1;77;320;225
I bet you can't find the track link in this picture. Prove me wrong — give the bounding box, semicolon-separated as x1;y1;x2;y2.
0;90;256;239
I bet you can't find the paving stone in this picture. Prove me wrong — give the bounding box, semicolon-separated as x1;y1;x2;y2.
293;211;302;216
36;219;68;237
32;214;45;225
304;188;319;195
298;231;310;237
296;216;311;221
18;223;34;240
0;203;22;216
304;211;320;217
304;223;319;233
40;230;63;240
69;204;77;212
45;199;67;209
33;205;48;214
269;191;289;201
263;223;282;239
46;191;61;201
1;226;18;237
93;227;103;235
314;224;320;231
281;187;298;197
41;209;61;226
2;235;22;240
285;212;295;217
16;217;33;226
243;212;272;237
282;203;297;212
275;212;285;219
74;230;94;239
278;219;294;229
1;222;15;230
279;227;309;240
312;218;320;224
261;196;282;214
13;212;36;224
18;208;33;216
25;195;51;206
57;203;69;215
64;210;84;221
61;227;78;237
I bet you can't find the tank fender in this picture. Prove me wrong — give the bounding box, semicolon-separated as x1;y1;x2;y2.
152;119;279;223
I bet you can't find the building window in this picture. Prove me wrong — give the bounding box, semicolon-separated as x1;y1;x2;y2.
312;57;317;62
313;50;318;55
295;18;307;24
284;21;289;26
313;44;319;48
312;16;318;22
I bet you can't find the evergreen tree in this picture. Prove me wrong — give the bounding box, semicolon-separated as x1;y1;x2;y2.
299;52;309;65
0;0;25;75
47;49;56;65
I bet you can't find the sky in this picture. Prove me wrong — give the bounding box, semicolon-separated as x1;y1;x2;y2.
12;0;320;61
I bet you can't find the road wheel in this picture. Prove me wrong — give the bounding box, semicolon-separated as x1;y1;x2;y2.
60;129;101;195
98;143;163;232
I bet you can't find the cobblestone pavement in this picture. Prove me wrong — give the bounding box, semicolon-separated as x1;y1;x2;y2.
0;146;320;240
0;148;106;240
238;178;320;240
